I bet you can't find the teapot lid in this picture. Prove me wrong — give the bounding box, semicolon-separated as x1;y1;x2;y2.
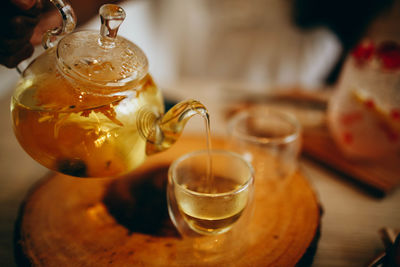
56;4;148;87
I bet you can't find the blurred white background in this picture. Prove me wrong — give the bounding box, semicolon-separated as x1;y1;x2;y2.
0;0;342;99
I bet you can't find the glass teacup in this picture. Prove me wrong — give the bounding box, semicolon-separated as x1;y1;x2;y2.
167;150;254;236
227;107;302;183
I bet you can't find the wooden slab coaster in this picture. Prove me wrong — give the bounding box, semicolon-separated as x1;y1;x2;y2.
15;136;321;266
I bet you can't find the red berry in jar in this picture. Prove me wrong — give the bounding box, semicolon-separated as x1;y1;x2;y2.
352;41;375;65
376;41;400;70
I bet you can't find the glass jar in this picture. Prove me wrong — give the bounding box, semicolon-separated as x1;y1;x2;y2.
328;39;400;159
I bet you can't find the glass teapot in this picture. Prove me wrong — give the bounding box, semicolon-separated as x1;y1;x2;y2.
11;1;207;178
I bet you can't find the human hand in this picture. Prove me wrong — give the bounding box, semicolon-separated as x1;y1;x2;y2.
0;0;42;68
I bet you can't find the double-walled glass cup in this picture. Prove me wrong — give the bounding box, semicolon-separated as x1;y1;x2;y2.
227;107;301;182
167;150;254;236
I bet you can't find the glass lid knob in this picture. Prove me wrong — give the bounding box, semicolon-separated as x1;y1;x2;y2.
98;4;126;49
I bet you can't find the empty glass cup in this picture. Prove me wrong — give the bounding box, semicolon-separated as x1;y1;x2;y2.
227;107;302;182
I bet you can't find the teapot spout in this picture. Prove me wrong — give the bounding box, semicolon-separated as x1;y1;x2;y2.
137;99;208;155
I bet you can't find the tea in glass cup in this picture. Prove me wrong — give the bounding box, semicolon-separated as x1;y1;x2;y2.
167;150;254;236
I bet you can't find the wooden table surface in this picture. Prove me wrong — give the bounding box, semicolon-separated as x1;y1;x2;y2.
0;69;400;266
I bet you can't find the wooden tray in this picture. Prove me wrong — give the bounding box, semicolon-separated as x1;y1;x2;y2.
15;136;321;266
303;125;400;197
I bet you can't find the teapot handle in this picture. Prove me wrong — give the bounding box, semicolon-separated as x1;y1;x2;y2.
42;0;77;49
16;0;76;74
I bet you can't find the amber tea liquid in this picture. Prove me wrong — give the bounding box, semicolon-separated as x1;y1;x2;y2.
12;60;163;177
176;174;248;235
